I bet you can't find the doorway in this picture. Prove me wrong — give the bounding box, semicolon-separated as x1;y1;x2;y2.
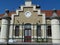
24;23;31;42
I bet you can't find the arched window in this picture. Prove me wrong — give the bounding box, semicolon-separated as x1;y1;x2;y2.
24;23;31;30
15;25;19;36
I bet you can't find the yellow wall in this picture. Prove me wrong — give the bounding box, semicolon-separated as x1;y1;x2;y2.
14;7;42;24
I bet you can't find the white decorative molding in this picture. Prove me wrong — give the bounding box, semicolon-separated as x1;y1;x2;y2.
31;36;37;38
25;0;32;6
38;9;41;15
33;5;36;10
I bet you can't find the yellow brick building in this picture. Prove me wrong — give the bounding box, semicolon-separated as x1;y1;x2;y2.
0;0;60;44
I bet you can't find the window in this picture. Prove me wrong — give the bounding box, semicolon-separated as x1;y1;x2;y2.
24;23;31;42
15;25;19;36
24;23;31;36
25;30;31;36
47;25;52;37
37;25;41;36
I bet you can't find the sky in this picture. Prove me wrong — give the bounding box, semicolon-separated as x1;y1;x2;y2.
0;0;60;14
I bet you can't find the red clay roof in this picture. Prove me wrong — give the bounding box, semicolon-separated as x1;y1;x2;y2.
41;10;53;16
0;11;16;17
41;10;60;17
8;11;16;16
0;10;60;17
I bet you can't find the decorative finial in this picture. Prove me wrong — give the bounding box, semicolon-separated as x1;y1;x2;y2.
52;8;57;13
36;5;41;8
5;9;9;14
19;6;20;9
50;8;59;19
0;9;11;20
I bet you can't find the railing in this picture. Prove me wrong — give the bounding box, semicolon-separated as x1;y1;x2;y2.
7;24;52;43
8;38;52;43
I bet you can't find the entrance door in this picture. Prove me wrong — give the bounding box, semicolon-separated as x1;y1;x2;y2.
24;23;31;42
24;30;31;42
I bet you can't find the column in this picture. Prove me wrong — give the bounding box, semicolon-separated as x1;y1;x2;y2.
51;19;60;43
0;9;11;43
8;23;14;43
9;15;14;43
0;19;9;43
41;13;47;41
41;25;46;39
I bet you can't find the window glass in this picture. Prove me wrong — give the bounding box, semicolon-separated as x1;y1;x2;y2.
37;25;41;36
47;25;51;36
24;23;31;36
15;25;19;36
25;30;31;36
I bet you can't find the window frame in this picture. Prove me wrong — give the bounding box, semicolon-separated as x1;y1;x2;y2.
47;25;52;37
15;25;20;36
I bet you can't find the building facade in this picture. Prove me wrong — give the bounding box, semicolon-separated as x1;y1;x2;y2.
0;0;60;44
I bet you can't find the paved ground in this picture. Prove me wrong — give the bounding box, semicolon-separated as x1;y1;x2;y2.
8;42;60;45
0;44;60;45
0;42;60;45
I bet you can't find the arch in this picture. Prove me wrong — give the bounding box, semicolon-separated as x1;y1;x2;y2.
24;23;31;30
